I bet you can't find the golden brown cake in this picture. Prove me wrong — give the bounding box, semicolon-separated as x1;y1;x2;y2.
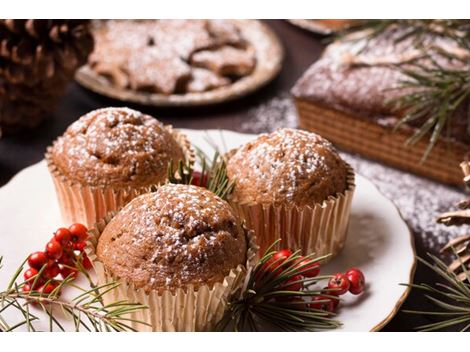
226;128;354;259
292;29;469;186
46;107;193;227
227;128;348;207
88;20;257;95
96;184;247;293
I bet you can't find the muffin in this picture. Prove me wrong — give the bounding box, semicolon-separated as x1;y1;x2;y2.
46;107;193;227
88;184;256;331
226;128;355;258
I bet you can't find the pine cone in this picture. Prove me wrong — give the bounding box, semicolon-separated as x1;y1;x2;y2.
0;20;93;135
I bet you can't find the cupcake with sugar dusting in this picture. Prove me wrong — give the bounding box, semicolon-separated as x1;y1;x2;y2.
89;183;256;331
226;128;355;259
46;107;193;227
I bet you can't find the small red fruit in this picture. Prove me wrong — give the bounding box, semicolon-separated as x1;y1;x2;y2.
54;228;71;246
328;273;350;295
27;251;48;270
295;258;320;278
69;223;88;242
81;254;93;270
60;266;78;280
321;287;340;308
43;261;61;279
280;274;303;291
45;239;63;260
37;282;59;295
24;268;43;286
309;296;335;312
22;283;32;293
346;268;365;295
191;171;208;187
73;241;86;251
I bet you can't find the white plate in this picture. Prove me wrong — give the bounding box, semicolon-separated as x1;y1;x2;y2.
0;129;415;331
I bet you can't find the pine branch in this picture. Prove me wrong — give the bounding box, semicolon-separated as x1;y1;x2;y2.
216;241;341;332
403;251;470;331
167;151;236;200
0;256;149;332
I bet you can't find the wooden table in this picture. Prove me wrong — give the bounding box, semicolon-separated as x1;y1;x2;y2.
0;19;466;331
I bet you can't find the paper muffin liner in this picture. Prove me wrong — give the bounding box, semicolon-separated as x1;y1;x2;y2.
86;212;258;332
229;164;355;261
45;126;194;228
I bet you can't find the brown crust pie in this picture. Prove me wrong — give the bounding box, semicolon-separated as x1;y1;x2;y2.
292;29;470;186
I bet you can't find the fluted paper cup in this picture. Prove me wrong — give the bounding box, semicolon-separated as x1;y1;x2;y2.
86;212;258;332
229;164;355;260
45;127;194;228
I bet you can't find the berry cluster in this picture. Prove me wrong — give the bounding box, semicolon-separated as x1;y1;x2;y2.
23;223;92;296
256;248;365;313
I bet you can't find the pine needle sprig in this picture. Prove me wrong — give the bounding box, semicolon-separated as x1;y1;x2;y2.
0;255;149;332
403;251;470;331
216;241;341;332
390;60;470;160
167;151;236;200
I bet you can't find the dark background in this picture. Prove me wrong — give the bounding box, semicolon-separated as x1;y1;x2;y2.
0;19;465;331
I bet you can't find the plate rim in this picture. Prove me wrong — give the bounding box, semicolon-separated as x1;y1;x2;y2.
75;20;284;107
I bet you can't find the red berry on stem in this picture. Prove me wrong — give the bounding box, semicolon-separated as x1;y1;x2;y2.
191;171;208;187
69;223;88;242
309;296;335;312
43;261;61;279
280;274;303;291
45;240;63;260
81;254;93;270
295;258;320;278
73;241;86;252
24;268;42;285
22;284;32;293
27;251;48;270
321;287;340;308
327;273;350;295
60;266;78;280
346;268;365;295
37;282;59;295
54;228;71;246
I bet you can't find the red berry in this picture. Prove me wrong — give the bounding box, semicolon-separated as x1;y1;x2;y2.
27;251;48;270
346;268;365;295
295;258;320;278
69;223;88;242
37;282;59;295
321;287;340;308
43;261;60;279
73;241;86;251
60;266;78;280
280;274;303;291
81;254;93;270
45;239;63;260
273;249;293;261
54;228;72;246
22;283;32;293
191;171;208;187
328;273;350;295
24;268;43;286
309;296;335;312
